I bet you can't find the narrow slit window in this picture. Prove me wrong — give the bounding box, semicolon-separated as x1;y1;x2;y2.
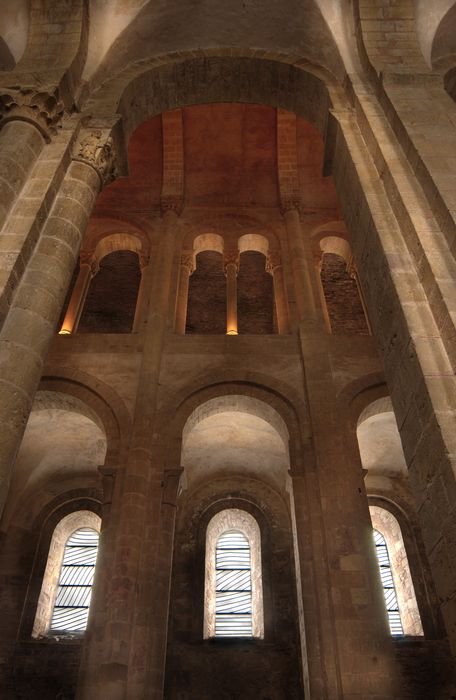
215;530;252;637
373;529;403;636
50;527;99;633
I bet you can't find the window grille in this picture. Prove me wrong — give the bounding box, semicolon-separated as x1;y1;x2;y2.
215;530;252;637
373;529;403;635
50;527;99;632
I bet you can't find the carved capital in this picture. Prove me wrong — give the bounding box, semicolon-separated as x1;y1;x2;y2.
98;465;116;506
280;199;301;216
180;253;195;275
139;252;150;270
161;196;183;215
266;251;282;274
224;251;240;274
79;250;99;276
73;128;118;189
0;88;64;140
162;468;184;507
79;249;94;267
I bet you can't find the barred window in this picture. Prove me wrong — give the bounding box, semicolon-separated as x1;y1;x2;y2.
33;511;101;638
204;508;264;639
215;530;252;636
50;527;99;632
373;529;403;635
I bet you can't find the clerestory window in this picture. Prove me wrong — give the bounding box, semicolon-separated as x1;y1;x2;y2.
373;528;403;635
370;505;423;637
204;508;264;639
33;510;101;638
50;527;99;632
215;530;252;636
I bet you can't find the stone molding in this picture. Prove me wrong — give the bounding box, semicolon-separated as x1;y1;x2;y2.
72;128;118;189
0;88;64;140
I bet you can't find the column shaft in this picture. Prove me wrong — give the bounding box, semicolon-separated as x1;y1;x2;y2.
284;207;316;322
60;261;93;334
0;121;44;231
132;259;152;332
0;160;100;514
175;256;193;335
225;260;238;335
77;209;179;700
267;253;290;334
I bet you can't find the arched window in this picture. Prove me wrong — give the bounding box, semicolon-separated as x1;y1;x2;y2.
50;527;99;632
204;509;263;639
373;529;403;635
370;506;423;637
215;530;252;636
33;511;101;637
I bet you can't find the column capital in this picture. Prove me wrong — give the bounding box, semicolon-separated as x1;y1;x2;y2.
79;249;95;266
162;468;184;507
180;252;195;275
72;128;118;189
224;251;240;274
266;250;282;274
280;200;301;217
79;250;99;276
139;252;151;270
160;197;183;216
0;88;64;140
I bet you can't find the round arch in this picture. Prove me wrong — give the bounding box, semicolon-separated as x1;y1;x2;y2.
39;368;132;463
83;57;341;143
158;371;311;474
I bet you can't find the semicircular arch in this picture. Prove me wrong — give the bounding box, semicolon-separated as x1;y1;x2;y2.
158;370;311;473
39;368;132;462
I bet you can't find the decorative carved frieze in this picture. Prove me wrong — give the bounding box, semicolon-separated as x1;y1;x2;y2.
73;128;118;189
0;88;64;139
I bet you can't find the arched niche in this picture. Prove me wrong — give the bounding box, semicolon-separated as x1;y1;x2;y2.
318;236;369;335
357;396;408;486
181;394;290;493
186;235;226;334
78;249;142;333
2;391;107;529
237;234;274;334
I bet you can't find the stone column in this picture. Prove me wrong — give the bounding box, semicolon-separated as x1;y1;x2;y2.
174;253;194;334
59;253;97;334
77;207;180;700
283;206;317;323
0;90;64;231
224;251;239;335
266;250;290;334
0;127;117;516
132;254;151;332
